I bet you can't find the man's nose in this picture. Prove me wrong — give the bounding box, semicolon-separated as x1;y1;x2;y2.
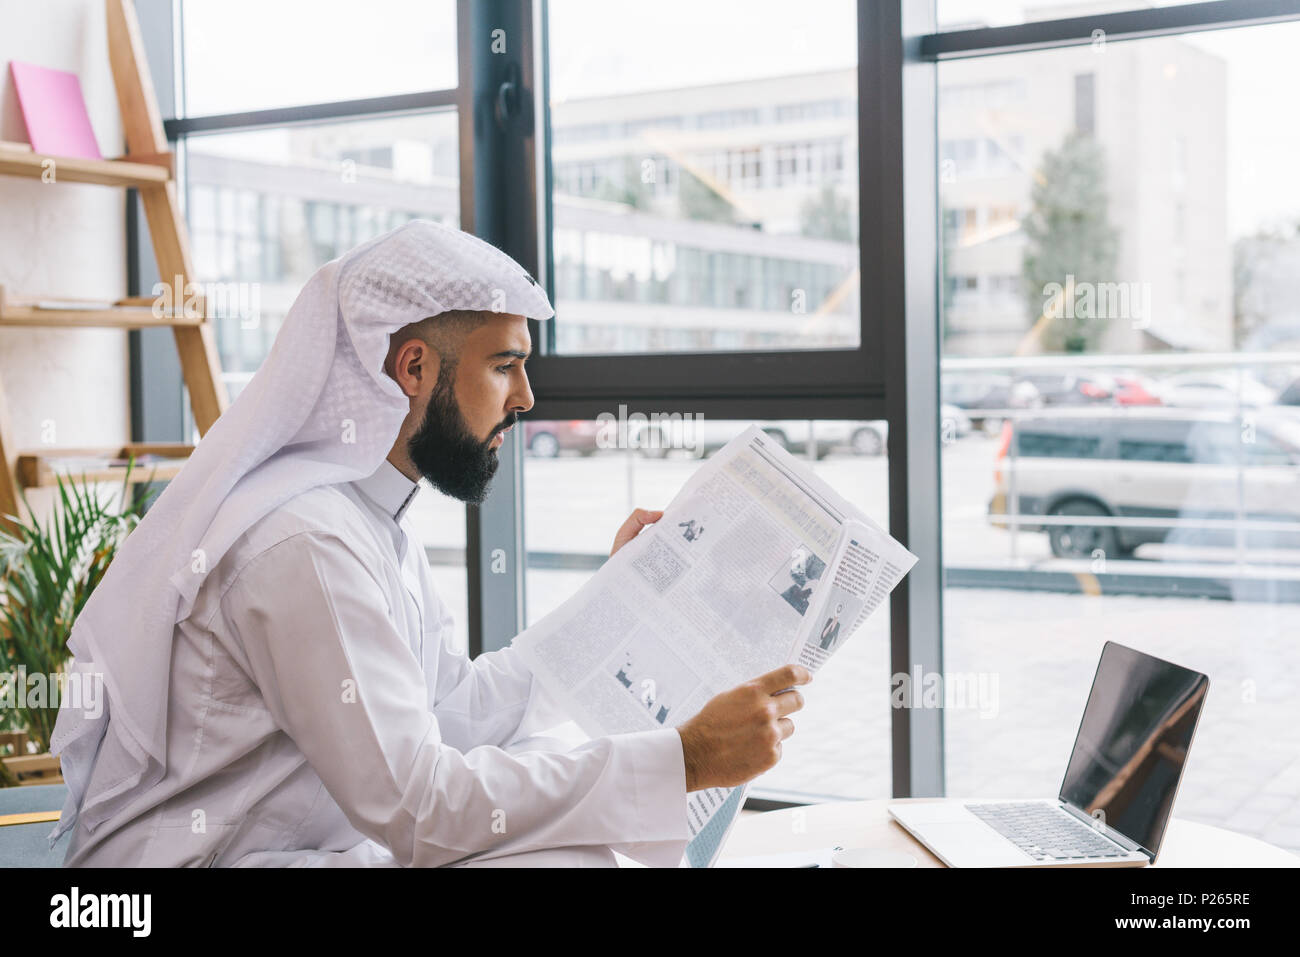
512;370;535;414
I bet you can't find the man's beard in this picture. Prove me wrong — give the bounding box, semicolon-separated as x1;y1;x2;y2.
407;375;516;504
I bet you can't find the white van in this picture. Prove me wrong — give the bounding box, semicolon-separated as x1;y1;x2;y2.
988;408;1300;558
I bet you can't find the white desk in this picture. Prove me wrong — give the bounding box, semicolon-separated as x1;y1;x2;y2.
717;798;1300;867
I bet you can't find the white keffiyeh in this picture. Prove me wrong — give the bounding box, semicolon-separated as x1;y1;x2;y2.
48;219;554;842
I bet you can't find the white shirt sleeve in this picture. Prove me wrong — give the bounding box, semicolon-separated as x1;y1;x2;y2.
222;530;690;867
425;617;577;752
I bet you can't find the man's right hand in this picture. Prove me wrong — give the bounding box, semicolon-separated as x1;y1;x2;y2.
676;664;812;792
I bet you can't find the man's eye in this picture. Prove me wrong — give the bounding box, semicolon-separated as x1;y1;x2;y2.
496;363;515;374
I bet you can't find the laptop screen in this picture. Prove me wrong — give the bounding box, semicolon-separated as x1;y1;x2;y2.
1058;642;1209;858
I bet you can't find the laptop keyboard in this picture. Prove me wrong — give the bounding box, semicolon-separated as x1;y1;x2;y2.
965;802;1131;862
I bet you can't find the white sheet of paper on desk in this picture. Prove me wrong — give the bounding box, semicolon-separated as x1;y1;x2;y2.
714;846;839;868
511;425;918;867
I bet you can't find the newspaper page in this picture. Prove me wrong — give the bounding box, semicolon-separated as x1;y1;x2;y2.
511;425;918;866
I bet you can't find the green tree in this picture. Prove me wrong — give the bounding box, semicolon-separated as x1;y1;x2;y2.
940;207;958;347
799;185;854;242
1233;221;1300;348
677;167;738;225
596;155;657;210
1021;131;1119;352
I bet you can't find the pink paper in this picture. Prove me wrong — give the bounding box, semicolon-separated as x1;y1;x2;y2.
9;61;102;159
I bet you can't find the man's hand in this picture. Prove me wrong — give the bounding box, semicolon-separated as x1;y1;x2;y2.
609;508;663;557
675;664;812;792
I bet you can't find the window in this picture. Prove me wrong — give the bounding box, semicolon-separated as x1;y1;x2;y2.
180;0;457;115
169;4;467;638
183;112;459;384
1015;426;1103;459
939;18;1300;854
938;1;1148;31
544;0;860;355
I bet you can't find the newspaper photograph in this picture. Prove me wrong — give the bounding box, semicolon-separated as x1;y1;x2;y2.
511;424;918;866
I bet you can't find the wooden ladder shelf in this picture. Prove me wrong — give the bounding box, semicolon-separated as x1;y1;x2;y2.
0;0;228;530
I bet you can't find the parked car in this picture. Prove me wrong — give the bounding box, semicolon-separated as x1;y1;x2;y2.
1152;371;1277;409
942;403;973;440
1014;372;1115;406
524;420;606;457
850;405;971;457
988;409;1300;558
636;410;969;460
942;373;1042;431
635;419;862;459
1110;372;1163;406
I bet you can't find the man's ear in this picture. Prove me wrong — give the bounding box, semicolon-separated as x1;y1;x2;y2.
388;336;442;399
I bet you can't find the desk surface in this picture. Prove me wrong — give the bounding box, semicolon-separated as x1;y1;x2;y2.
718;799;1299;868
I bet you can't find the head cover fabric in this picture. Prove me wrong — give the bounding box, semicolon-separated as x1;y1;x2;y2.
48;219;554;843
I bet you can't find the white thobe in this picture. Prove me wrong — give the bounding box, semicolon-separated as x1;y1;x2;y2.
62;460;690;867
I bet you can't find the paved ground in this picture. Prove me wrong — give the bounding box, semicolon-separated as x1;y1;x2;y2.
405;434;1300;856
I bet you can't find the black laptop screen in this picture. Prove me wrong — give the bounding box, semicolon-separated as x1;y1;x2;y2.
1059;642;1209;857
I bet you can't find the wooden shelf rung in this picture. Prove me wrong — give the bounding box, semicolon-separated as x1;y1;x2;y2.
0;304;203;329
0;754;61;774
15;445;195;488
0;146;170;187
0;285;204;329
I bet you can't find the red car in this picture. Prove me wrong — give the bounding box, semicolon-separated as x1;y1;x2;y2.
1110;374;1163;406
524;420;606;457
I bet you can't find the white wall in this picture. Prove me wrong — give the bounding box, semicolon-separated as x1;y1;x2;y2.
0;0;132;519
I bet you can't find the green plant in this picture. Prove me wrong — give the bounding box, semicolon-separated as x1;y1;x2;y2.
0;461;155;761
1021;130;1120;353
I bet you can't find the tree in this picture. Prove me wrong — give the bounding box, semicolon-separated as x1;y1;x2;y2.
1021;131;1119;352
1233;221;1300;348
799;185;854;242
940;207;958;347
677;167;738;225
596;155;656;210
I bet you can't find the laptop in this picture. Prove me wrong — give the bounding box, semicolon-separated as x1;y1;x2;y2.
889;641;1209;868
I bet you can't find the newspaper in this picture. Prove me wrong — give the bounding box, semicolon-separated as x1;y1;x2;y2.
511;425;918;866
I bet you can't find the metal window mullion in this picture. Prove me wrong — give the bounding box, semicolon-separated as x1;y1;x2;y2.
461;0;539;656
163;90;460;138
869;0;945;800
923;0;1300;59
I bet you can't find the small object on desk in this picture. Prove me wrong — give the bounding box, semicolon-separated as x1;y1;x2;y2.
833;847;918;868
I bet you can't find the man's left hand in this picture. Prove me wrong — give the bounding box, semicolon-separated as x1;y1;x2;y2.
609;508;663;557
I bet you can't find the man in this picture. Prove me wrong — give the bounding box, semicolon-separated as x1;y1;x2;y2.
50;220;809;867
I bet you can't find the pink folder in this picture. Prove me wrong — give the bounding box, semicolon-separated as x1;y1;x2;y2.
9;61;102;159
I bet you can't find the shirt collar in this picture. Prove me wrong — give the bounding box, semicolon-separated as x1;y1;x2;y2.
350;458;421;524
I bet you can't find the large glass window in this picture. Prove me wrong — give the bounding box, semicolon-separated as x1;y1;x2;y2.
175;11;467;637
938;0;1188;31
939;21;1300;854
545;0;860;354
184;112;459;387
180;0;457;115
